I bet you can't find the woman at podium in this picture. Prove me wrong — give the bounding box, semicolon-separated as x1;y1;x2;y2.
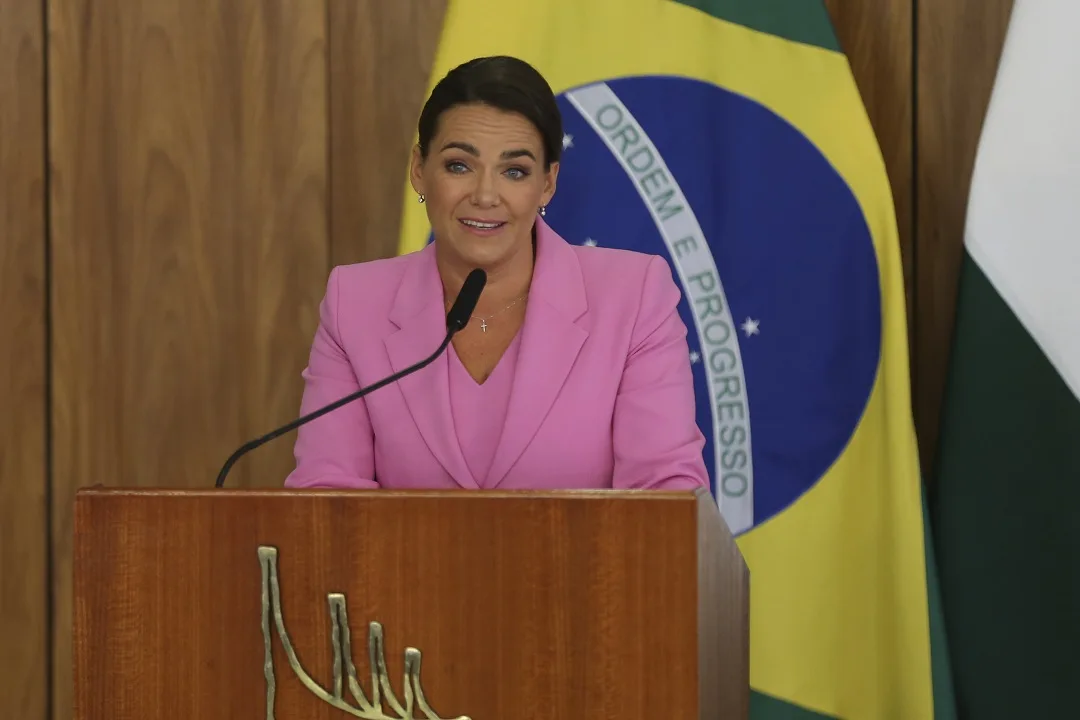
284;55;708;493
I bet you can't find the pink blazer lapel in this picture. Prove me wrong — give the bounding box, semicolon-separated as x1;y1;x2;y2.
384;244;478;489
486;219;589;488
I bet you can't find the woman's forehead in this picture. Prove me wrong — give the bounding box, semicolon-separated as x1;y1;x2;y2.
434;104;543;147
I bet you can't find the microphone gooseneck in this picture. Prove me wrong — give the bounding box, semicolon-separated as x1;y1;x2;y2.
213;268;487;488
446;267;487;332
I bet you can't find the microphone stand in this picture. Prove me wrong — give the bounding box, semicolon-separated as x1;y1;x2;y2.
214;331;456;488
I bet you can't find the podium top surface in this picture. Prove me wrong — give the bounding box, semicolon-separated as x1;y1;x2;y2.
74;484;714;502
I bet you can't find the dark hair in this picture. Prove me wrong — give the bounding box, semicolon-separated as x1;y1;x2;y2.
417;56;563;170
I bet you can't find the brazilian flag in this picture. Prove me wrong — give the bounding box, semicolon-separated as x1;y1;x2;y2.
398;2;955;717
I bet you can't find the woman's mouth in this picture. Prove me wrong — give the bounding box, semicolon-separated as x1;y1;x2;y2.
459;218;507;236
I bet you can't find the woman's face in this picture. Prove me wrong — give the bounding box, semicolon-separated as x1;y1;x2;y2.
411;103;558;271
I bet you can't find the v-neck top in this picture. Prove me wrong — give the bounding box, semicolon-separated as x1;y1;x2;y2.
447;332;523;487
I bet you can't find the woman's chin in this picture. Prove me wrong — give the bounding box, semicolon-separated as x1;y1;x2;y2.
450;235;516;268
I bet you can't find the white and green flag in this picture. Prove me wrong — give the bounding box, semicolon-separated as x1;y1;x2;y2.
932;1;1080;716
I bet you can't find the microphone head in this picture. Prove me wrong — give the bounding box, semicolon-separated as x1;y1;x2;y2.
446;268;487;332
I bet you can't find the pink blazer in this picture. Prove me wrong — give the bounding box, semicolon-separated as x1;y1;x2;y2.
284;217;709;492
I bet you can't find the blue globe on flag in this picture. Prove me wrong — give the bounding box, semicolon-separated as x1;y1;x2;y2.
546;76;882;536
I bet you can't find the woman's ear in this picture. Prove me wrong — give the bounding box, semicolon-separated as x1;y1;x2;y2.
409;144;425;197
541;161;559;207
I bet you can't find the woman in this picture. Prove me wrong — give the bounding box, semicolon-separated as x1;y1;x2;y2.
284;55;708;491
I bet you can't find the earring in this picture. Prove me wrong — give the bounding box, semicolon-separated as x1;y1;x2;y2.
418;194;425;203
539;205;546;216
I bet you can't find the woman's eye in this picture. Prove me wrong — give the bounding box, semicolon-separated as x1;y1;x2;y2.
505;167;529;180
445;161;468;173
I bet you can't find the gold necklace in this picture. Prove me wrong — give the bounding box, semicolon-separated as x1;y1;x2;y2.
472;294;527;332
447;293;528;333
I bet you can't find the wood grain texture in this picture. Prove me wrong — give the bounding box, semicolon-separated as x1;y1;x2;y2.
699;486;750;718
73;488;748;719
328;0;448;265
915;0;1014;474
47;0;329;716
0;1;48;719
825;0;915;366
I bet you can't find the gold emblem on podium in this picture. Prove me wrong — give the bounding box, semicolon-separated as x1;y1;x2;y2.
258;546;470;719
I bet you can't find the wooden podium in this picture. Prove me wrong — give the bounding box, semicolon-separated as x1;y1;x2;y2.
73;486;749;719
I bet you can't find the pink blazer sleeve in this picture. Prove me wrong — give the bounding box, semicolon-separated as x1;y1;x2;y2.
284;268;379;489
612;256;710;491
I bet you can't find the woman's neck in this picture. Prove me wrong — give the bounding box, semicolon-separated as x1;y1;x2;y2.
437;243;535;317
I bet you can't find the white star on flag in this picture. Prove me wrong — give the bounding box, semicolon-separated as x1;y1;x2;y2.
562;133;574;149
689;351;701;364
741;318;760;337
583;237;597;246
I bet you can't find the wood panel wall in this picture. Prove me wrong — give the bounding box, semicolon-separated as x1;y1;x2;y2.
0;1;48;718
0;1;1014;717
328;0;448;265
46;1;329;716
916;0;1016;469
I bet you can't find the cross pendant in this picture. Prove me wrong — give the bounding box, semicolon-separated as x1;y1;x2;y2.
479;319;488;333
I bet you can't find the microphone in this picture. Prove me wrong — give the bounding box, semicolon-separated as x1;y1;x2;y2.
213;267;487;488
